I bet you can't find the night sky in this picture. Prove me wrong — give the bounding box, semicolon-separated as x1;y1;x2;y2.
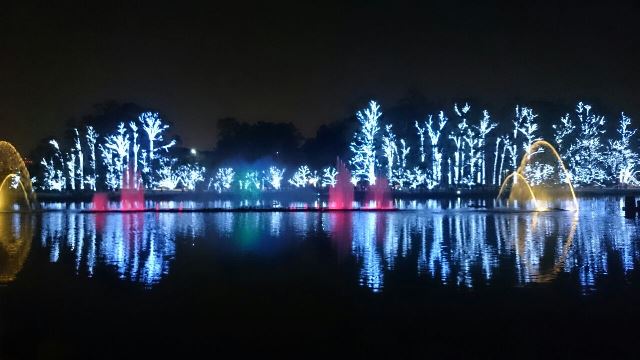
1;1;638;153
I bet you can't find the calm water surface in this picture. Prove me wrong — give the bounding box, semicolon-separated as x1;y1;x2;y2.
1;197;639;358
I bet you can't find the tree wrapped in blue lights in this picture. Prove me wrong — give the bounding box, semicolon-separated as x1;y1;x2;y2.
555;102;608;185
350;100;381;185
608;113;640;185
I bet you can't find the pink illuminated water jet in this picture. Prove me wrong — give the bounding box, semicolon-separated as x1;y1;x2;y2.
120;166;145;211
328;157;354;209
91;193;109;211
365;177;393;209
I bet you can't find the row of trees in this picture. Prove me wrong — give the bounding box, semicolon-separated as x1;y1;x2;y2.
349;100;639;188
35;100;640;192
38;112;205;192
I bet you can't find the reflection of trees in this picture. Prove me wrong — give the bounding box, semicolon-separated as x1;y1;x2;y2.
40;212;180;286
507;212;578;284
0;214;33;283
342;203;640;292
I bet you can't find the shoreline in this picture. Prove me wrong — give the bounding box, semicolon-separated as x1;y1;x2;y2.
32;186;640;202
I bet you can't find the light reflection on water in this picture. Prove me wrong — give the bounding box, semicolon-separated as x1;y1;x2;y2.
2;198;640;292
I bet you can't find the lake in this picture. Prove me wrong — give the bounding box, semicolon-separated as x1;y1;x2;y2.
1;197;639;358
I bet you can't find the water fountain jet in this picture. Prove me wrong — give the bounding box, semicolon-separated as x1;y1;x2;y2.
328;157;354;209
0;141;36;211
497;140;578;211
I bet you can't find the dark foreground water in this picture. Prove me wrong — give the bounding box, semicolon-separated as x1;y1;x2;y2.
1;197;640;358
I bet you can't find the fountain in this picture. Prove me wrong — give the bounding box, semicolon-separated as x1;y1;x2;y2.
498;140;578;211
364;176;393;209
120;165;145;211
91;192;109;211
0;141;36;211
328;157;354;209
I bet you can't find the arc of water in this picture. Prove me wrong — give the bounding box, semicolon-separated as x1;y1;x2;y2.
517;140;578;211
497;172;538;208
0;174;31;210
0;141;36;210
497;140;579;211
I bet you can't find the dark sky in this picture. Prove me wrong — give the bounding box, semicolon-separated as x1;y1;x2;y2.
1;0;638;153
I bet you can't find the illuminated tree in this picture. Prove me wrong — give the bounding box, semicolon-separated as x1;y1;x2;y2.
289;165;311;188
475;110;497;185
73;129;84;190
240;171;261;191
350;100;381;185
139;112;176;186
266;166;285;190
553;112;575;155
497;136;512;185
210;167;235;193
462;127;479;186
85;126;98;191
130;121;140;175
381;125;397;180
608;113;639;184
99;144;119;190
398;139;410;171
414;121;426;163
40;158;64;191
156;158;180;190
426;111;447;185
103;123;130;189
449;103;470;185
66;152;76;191
408;167;427;189
321;166;338;187
49;140;66;190
177;164;205;190
556;102;608;185
308;170;320;187
516;106;540;153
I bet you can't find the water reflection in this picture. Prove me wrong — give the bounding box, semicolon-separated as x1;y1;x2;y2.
0;214;33;283
9;198;640;292
40;212;183;286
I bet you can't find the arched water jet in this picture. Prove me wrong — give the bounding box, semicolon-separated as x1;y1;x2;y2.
0;174;32;210
497;172;538;209
498;140;578;211
0;141;36;211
